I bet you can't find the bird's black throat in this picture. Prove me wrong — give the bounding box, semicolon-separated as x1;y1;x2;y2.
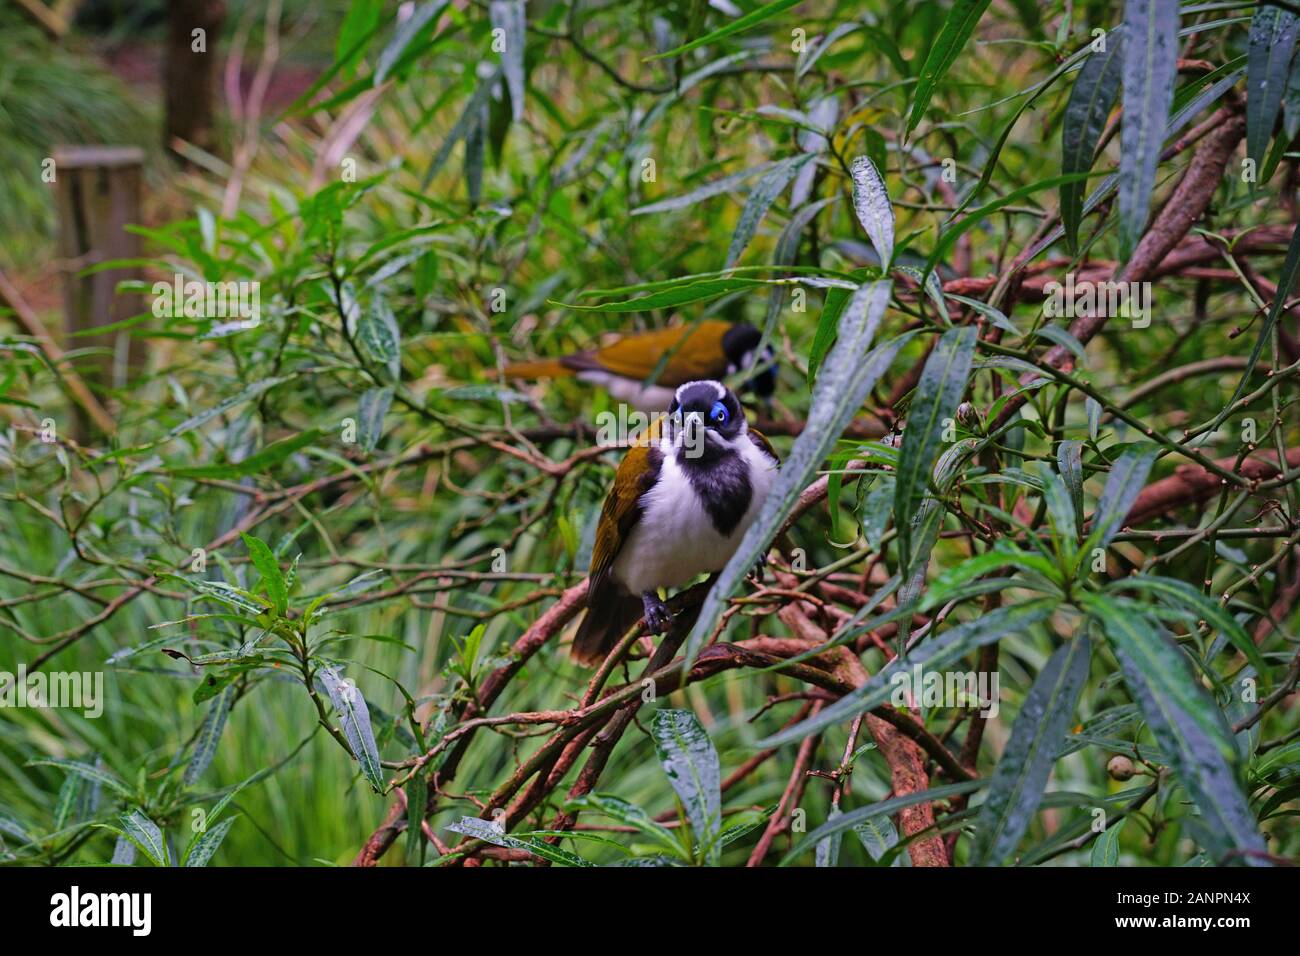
676;446;752;537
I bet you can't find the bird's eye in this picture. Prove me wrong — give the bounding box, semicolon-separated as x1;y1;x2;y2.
709;401;729;424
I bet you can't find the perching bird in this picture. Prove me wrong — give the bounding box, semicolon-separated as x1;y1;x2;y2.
505;320;776;412
571;379;779;665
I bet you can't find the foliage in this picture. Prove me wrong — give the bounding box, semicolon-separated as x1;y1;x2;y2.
1;0;1298;868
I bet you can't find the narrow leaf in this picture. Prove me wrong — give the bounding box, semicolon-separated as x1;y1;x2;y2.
184;816;236;867
651;709;722;864
375;0;451;84
120;810;168;866
971;638;1091;864
1084;445;1157;551
647;0;802;60
318;665;385;792
1246;5;1298;169
680;284;900;671
241;533;288;616
1118;0;1179;259
489;0;526;121
357;386;394;454
726;155;812;267
1062;29;1125;253
894;326;977;567
1084;597;1268;863
184;685;233;786
759;601;1056;748
849;155;894;267
906;0;995;135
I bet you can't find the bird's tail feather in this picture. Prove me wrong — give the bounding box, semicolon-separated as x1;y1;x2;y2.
571;586;642;666
504;358;575;380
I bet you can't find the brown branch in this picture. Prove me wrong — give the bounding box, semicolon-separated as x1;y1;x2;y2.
1121;447;1300;528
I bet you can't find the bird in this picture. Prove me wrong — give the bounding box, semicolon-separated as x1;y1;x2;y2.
571;379;780;665
504;320;776;412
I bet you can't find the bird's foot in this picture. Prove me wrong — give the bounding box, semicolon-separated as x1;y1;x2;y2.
747;552;768;585
641;591;673;634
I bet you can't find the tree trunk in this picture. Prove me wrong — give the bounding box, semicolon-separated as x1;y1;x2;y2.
164;0;226;159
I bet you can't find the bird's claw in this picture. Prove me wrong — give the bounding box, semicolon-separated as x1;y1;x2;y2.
642;592;673;634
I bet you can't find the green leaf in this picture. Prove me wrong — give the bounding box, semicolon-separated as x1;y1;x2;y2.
1092;819;1125;866
1057;439;1085;532
52;772;84;832
945;293;1021;335
906;0;994;135
318;664;385;792
357;386;393;454
1034;324;1088;367
165;576;268;616
27;758;133;799
184;684;233;786
1083;597;1268;864
816;807;844;866
404;773;428;861
444;816;593;866
1042;469;1080;551
651;709;722;865
971;638;1091;865
564;793;679;853
1108;575;1266;673
806;283;850;386
375;0;451;84
1246;5;1298;169
1284;45;1300;139
894;326;977;567
1084;445;1157;552
758;601;1056;748
849;155;894;267
680;285;902;672
358;296;401;378
336;0;382;72
168;429;322;479
858;476;895;552
241;533;288;616
183;816;236;867
632;162;777;215
1061;29;1125;253
489;1;526;121
120;809;169;866
1118;0;1179;259
852;814;900;863
647;0;803;60
726;154;813;267
133;375;294;456
558;277;784;313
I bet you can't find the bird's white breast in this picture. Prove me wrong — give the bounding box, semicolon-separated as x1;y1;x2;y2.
611;433;777;595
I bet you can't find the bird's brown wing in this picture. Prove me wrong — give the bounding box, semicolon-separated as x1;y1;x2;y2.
588;432;663;588
573;425;664;663
566;320;732;386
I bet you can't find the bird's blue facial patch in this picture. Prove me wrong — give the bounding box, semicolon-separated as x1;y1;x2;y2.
709;401;730;425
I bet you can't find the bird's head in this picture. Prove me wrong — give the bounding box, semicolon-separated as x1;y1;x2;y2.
722;322;777;406
667;380;746;461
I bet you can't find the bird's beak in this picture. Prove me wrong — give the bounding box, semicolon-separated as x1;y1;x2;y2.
682;411;705;458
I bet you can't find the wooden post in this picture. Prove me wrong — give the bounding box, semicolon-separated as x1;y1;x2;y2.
52;145;145;438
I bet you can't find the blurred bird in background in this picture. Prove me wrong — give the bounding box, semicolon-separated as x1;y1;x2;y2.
505;320;776;412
